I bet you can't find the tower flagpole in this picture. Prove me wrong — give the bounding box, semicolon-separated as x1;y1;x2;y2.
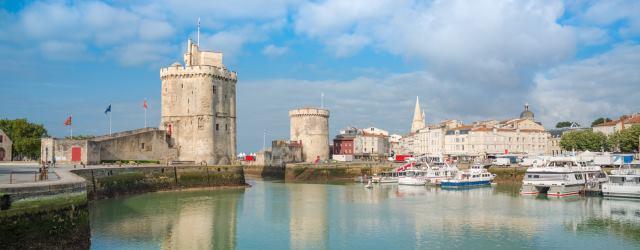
109;111;112;135
321;92;324;108
197;17;201;47
144;99;148;128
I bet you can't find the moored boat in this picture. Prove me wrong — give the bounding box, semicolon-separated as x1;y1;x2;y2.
520;157;607;197
440;164;495;188
398;168;428;186
424;162;458;185
602;165;640;198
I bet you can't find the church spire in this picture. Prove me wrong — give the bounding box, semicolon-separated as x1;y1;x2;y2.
411;96;426;133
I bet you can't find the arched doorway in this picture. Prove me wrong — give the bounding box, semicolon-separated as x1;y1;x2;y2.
0;148;5;161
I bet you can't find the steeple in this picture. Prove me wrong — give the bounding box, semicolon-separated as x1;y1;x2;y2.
411;96;426;133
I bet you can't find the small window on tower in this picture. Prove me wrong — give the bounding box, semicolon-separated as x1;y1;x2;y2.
216;124;219;131
226;124;228;130
213;86;216;93
141;143;145;150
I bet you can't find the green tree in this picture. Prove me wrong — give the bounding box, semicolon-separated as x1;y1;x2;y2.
0;118;48;160
608;125;640;153
591;117;612;127
556;121;577;128
560;130;609;151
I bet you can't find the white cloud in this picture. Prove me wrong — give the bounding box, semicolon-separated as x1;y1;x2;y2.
531;44;640;126
262;44;289;57
294;0;576;88
40;41;88;61
573;0;640;37
15;1;175;65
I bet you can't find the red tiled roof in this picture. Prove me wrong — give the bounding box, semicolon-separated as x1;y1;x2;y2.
624;115;640;124
594;120;618;127
449;125;473;130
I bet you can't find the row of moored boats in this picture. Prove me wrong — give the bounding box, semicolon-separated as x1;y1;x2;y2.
369;162;496;188
366;157;640;198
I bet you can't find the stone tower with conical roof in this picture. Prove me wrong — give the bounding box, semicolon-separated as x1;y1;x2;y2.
410;96;426;133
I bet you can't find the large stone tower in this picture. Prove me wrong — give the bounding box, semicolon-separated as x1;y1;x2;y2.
289;107;330;162
160;39;237;165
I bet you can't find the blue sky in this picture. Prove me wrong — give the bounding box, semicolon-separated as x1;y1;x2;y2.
0;0;639;153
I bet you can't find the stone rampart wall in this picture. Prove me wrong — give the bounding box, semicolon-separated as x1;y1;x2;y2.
71;165;246;199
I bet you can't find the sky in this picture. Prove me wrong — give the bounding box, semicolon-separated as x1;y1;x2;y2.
0;0;639;154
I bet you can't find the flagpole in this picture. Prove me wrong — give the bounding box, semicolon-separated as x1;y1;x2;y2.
144;106;147;128
109;112;112;135
70;125;73;138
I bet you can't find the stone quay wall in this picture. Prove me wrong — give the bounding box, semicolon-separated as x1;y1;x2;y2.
243;165;286;179
285;162;395;182
71;165;246;199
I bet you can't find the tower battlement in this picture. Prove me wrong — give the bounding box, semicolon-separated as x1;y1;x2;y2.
289;108;330;118
160;65;237;81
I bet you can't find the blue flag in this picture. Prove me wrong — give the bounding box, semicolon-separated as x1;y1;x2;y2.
104;104;111;115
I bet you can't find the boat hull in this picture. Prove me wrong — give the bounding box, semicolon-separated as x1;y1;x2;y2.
398;178;427;186
441;180;491;187
520;184;582;197
602;184;640;198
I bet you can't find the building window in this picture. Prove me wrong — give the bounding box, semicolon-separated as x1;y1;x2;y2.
226;124;228;130
213;86;216;93
141;143;145;150
0;135;2;143
216;124;219;131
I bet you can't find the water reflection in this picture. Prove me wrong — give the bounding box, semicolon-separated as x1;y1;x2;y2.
89;180;640;249
90;189;244;249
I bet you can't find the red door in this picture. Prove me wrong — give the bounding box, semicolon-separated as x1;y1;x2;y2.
71;147;81;162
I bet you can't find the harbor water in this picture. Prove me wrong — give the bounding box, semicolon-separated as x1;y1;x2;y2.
89;178;640;249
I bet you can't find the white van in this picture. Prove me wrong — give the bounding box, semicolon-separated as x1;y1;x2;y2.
492;158;511;167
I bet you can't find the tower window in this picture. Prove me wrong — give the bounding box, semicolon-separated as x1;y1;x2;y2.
216;124;219;131
213;86;216;93
141;143;145;150
225;124;228;130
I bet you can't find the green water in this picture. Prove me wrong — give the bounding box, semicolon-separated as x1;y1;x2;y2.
89;179;640;249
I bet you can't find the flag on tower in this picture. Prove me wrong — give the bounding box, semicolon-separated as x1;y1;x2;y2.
64;116;72;126
143;100;148;109
104;104;111;115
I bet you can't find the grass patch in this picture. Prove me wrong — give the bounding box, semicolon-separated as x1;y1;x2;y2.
0;193;87;218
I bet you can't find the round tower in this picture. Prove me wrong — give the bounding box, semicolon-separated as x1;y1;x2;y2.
289;107;330;163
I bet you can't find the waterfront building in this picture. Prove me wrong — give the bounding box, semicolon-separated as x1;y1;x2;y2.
389;134;402;155
333;127;390;160
397;104;551;160
592;113;640;136
0;129;12;161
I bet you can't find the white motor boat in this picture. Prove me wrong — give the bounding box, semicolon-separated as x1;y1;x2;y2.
424;162;459;185
398;168;428;186
441;164;495;188
520;157;608;197
602;165;640;198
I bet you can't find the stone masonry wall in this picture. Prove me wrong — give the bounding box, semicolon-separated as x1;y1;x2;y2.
72;165;246;199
